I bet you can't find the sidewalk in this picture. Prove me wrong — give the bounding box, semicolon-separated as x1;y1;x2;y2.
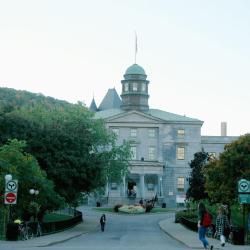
159;216;249;250
0;216;99;248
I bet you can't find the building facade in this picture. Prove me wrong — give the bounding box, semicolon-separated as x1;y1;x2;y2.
90;63;237;207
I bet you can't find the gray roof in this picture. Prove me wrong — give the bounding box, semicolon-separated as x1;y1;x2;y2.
98;88;122;111
94;108;124;119
148;109;202;122
94;107;202;123
89;98;98;112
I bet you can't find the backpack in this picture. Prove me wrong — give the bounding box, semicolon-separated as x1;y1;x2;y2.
202;211;212;227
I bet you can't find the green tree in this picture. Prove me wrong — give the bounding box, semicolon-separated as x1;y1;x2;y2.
0;88;131;206
205;134;250;204
186;150;210;201
0;139;64;220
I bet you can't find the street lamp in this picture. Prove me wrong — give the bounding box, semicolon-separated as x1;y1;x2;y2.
29;188;39;221
4;174;12;182
29;189;39;196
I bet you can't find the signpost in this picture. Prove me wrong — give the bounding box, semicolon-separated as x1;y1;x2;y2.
237;179;250;244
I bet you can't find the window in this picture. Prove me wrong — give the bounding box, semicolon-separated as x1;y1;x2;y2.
177;147;185;160
130;128;137;137
132;82;138;91
177;177;185;192
131;146;137;160
148;128;156;138
124;83;129;92
141;83;146;92
177;129;185;137
111;128;119;137
148;146;156;160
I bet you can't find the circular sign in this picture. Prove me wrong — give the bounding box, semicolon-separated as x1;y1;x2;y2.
5;192;16;203
6;180;17;192
238;179;249;192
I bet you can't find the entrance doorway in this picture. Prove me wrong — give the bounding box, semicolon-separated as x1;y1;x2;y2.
127;180;136;197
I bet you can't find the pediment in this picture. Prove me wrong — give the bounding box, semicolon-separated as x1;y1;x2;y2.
107;110;163;124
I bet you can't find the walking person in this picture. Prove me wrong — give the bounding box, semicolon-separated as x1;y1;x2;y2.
214;206;230;247
197;202;213;250
100;214;106;232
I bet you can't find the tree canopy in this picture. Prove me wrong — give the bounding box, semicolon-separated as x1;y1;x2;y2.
0;87;131;206
205;134;250;204
186;150;209;201
0;139;64;219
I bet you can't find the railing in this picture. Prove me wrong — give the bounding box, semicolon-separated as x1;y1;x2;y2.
28;210;83;236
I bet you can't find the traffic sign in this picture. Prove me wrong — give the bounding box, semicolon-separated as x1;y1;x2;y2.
238;193;250;204
5;180;18;192
4;192;17;204
238;179;250;193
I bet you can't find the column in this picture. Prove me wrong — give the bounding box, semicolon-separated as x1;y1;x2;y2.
123;176;126;197
105;182;109;196
140;174;145;198
158;175;163;197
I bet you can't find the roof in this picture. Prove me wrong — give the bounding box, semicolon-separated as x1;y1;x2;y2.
94;108;124;119
125;64;146;75
94;108;203;123
148;109;202;122
98;88;122;111
89;98;98;112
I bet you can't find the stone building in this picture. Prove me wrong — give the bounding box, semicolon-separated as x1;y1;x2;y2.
90;63;237;207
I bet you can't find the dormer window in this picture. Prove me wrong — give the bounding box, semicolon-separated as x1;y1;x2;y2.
132;82;138;91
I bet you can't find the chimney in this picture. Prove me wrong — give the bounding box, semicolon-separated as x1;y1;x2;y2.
221;122;227;136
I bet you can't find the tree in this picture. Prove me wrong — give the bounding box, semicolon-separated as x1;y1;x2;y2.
186;150;210;201
0;139;64;220
0;88;131;206
205;134;250;204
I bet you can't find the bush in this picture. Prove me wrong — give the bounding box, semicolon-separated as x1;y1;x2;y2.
175;210;197;223
113;204;122;213
145;203;153;213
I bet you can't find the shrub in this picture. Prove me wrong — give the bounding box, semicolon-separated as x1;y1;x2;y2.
145;203;153;213
175;210;197;223
113;204;123;212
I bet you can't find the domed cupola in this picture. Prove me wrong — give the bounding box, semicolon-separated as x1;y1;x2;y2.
120;63;150;112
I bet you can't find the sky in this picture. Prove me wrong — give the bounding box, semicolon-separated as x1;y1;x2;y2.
0;0;249;136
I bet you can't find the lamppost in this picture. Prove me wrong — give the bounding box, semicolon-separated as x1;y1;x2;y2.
1;174;12;240
29;189;39;221
4;174;13;222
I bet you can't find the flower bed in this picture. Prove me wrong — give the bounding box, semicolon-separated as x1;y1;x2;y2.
118;205;145;214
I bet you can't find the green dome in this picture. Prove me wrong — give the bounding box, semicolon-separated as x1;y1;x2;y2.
125;64;146;75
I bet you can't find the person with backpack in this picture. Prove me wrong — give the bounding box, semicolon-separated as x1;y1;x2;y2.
100;214;106;232
214;206;230;247
198;202;213;250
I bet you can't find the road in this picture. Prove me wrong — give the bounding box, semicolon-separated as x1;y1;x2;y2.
2;207;190;250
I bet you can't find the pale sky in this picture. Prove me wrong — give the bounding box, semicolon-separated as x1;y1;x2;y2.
0;0;249;136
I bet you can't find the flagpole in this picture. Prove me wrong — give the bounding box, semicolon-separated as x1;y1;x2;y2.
135;31;137;64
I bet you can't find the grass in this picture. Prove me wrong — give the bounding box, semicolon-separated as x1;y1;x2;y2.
93;207;114;213
43;213;73;222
